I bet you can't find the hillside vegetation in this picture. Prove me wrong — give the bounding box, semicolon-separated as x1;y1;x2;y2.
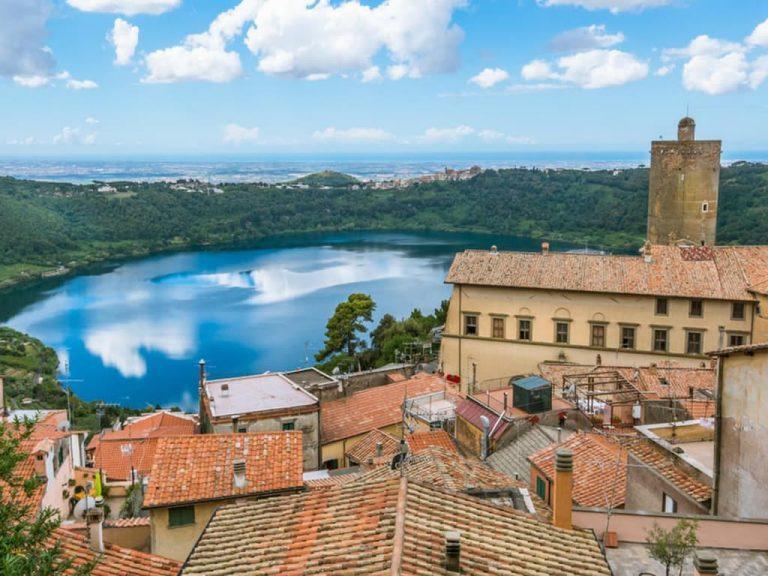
1;163;768;289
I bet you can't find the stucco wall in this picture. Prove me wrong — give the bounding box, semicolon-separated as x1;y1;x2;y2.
211;411;320;471
150;500;221;561
717;350;768;519
624;453;709;515
321;422;403;468
441;285;751;390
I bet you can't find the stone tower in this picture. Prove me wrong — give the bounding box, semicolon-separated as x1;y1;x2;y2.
647;117;722;246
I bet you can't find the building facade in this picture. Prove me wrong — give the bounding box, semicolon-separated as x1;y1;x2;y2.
440;244;768;391
648;117;721;246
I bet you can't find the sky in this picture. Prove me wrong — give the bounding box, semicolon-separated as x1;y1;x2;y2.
1;0;768;155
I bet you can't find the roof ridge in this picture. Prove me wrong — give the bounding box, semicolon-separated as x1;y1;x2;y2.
390;477;408;576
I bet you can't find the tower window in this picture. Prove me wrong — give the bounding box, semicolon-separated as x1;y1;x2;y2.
701;201;709;213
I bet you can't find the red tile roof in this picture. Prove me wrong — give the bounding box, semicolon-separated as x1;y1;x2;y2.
627;439;712;503
455;397;510;440
181;477;611;575
53;527;180;575
446;244;768;301
321;373;452;443
345;429;401;466
89;411;197;481
407;430;458;454
529;432;628;508
144;432;304;508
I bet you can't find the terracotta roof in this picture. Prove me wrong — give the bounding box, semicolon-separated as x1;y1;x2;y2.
53;527;180;575
710;341;768;356
345;428;401;466
321;372;451;443
529;432;628;508
627;439;712;503
88;411;197;481
455;397;510;440
304;470;364;490
104;516;151;528
407;429;458;454
181;477;611;575
446;245;768;301
144;432;304;508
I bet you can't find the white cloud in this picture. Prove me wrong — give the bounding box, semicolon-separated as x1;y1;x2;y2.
66;78;99;90
145;0;465;84
312;127;395;142
67;0;179;16
477;129;534;144
522;49;648;89
536;0;671;13
53;126;97;145
13;74;52;88
362;66;382;82
505;82;566;93
654;64;674;76
0;0;55;80
663;34;768;95
6;136;37;146
109;19;139;65
747;17;768;48
421;125;475;143
85;117;99;124
469;67;509;89
222;123;260;144
549;24;625;52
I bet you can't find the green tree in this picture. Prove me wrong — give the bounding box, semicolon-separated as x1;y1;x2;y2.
315;294;376;361
0;418;95;575
645;519;698;576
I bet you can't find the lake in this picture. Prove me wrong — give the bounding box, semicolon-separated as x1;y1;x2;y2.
0;231;575;409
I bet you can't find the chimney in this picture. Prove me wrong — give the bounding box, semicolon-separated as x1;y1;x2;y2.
552;448;574;530
198;359;206;389
233;459;247;488
694;554;718;575
444;531;461;573
503;392;508;414
375;441;383;458
85;507;105;553
221;383;230;397
490;245;498;255
479;415;490;460
232;416;239;433
541;242;550;256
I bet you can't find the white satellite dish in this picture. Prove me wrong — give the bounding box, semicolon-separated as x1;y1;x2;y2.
73;496;97;519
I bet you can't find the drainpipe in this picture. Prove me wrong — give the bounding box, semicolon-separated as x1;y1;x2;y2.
458;285;463;389
479;415;490;460
712;353;724;515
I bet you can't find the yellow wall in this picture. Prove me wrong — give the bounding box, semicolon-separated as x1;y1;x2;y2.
150;501;222;562
321;422;403;468
441;285;756;391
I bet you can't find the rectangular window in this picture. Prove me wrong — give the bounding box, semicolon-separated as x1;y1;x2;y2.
536;475;547;500
168;505;195;527
662;493;678;514
732;302;745;320
590;324;606;348
492;317;505;339
518;319;532;341
464;315;478;336
281;421;295;431
686;331;703;355
620;326;636;350
689;300;703;318
555;322;569;344
653;329;668;352
728;334;745;347
656;298;668;316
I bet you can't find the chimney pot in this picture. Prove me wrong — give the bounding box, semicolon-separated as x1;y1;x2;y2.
541;242;550;255
376;441;383;457
490;245;498;254
444;530;461;573
85;507;105;553
694;553;718;575
555;448;573;472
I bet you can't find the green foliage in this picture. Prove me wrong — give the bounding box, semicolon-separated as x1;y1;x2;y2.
316;293;376;361
646;519;699;576
1;163;768;290
290;171;360;187
0;418;95;575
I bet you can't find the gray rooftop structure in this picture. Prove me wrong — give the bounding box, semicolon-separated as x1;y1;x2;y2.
486;425;571;482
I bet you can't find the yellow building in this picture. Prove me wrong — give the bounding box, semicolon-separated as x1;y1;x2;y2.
143;432;304;561
440;243;768;392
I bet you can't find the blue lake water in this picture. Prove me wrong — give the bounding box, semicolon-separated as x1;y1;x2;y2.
0;232;578;409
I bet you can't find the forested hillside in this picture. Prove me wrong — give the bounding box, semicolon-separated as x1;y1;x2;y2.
1;163;767;289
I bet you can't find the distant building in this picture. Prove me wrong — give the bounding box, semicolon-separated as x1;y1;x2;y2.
648;117;721;246
143;432;304;561
709;342;768;519
199;367;321;471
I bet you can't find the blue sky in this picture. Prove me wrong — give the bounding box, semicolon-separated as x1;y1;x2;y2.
1;0;767;155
